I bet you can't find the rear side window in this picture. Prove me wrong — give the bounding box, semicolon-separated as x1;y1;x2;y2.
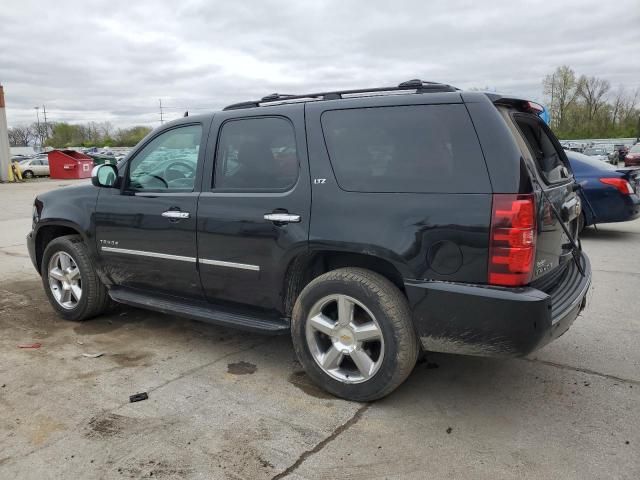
320;104;490;193
214;117;298;190
515;115;570;184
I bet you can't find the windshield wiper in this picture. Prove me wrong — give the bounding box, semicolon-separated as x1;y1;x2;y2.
537;186;585;277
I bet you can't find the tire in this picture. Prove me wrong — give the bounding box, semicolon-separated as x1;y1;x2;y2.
41;235;110;321
22;170;34;178
291;268;419;402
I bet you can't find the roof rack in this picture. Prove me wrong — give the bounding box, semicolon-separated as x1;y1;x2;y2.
223;79;458;111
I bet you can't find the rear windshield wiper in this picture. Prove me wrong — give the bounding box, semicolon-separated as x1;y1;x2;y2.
522;160;585;277
537;185;586;277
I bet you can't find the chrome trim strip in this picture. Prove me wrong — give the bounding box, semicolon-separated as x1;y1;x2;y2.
199;258;260;272
101;246;196;263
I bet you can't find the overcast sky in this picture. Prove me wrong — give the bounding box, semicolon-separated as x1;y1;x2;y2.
1;0;639;128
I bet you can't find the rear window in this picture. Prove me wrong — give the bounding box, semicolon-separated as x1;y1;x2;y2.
320;104;490;193
514;115;571;184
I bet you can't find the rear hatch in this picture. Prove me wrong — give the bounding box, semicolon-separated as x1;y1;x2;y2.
500;108;581;287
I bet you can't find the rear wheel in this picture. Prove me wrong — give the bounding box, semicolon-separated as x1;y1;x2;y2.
291;268;418;401
41;235;110;321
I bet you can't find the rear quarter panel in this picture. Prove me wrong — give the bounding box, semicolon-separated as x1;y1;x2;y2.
305;95;492;283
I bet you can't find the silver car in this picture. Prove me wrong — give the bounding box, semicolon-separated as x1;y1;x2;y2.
583;147;610;164
18;156;50;178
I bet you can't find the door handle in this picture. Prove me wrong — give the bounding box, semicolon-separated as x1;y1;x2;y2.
162;210;190;219
263;213;301;223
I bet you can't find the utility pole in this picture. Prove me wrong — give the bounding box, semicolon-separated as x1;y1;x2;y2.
550;73;556;129
42;104;48;144
159;99;164;124
0;85;11;182
34;106;41;149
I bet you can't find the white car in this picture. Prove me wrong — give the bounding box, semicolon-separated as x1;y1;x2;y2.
18;157;50;178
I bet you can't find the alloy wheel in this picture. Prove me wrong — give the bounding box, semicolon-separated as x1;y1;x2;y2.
48;251;82;309
305;294;385;384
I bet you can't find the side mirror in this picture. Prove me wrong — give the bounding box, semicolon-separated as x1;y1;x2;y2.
91;164;118;188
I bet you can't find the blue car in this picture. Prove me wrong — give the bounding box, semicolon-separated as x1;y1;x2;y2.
565;150;640;231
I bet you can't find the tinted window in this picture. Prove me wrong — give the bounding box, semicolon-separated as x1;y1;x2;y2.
321;105;489;193
515;116;570;184
128;124;201;191
214;117;298;190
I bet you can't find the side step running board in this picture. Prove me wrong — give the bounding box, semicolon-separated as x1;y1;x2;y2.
108;287;290;335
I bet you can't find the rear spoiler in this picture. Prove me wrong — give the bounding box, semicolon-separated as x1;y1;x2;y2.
616;167;640;180
485;94;545;114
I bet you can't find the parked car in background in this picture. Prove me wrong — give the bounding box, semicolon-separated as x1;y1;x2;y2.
19;157;50;178
565;150;640;230
614;144;629;164
583;147;610;163
624;144;640;167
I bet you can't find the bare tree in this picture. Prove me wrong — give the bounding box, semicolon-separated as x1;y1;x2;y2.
578;75;611;122
30;121;50;147
99;121;114;140
8;125;33;146
543;65;581;130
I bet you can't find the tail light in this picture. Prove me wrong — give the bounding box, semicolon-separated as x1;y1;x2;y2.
599;177;634;195
488;194;537;287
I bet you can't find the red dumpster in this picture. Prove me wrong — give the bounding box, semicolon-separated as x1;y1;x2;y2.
48;150;94;179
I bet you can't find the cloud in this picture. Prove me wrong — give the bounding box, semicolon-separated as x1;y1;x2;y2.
1;0;638;128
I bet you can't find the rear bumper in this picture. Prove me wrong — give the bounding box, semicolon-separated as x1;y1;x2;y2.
405;252;591;357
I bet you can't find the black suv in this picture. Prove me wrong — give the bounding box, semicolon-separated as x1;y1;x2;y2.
27;80;591;401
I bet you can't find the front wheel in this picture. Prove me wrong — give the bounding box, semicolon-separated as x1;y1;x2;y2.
41;235;110;321
22;170;34;178
291;268;419;402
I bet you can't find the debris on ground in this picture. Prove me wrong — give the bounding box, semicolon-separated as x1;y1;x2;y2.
18;343;41;349
227;361;257;375
82;352;104;358
446;427;453;434
129;392;149;403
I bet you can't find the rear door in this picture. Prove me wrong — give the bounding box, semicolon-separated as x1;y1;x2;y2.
197;104;311;312
505;111;580;280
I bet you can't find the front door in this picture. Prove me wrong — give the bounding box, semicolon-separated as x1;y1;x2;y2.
95;122;208;299
197;105;311;312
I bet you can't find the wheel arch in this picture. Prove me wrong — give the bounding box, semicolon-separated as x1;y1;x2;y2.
35;222;86;272
282;249;407;317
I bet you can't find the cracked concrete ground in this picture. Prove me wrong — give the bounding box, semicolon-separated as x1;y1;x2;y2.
0;179;639;479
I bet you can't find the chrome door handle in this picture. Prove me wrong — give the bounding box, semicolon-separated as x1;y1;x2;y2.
162;210;190;219
263;213;301;223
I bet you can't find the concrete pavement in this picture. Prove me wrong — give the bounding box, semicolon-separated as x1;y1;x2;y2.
0;179;638;479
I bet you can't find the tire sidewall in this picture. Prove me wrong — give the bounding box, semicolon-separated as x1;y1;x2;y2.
41;237;92;321
292;275;407;401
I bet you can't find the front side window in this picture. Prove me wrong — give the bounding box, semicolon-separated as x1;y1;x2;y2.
128;124;202;191
214;117;298;190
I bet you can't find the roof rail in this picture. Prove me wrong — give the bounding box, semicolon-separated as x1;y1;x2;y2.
223;79;458;111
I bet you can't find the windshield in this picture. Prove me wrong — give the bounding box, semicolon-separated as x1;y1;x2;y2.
629;145;640;153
